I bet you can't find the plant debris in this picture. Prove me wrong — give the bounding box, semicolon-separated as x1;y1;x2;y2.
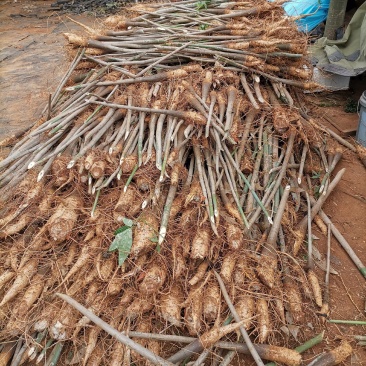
51;0;130;15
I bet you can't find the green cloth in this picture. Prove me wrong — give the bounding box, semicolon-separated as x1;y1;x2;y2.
310;3;366;76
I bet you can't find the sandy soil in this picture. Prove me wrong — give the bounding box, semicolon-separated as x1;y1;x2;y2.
0;1;365;365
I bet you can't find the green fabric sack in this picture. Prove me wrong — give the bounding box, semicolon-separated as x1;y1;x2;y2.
310;2;366;76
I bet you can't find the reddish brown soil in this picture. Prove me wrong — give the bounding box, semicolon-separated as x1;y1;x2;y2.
300;87;366;365
1;1;365;365
0;0;98;143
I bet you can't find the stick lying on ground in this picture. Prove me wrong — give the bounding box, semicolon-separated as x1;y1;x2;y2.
306;196;366;280
213;271;266;366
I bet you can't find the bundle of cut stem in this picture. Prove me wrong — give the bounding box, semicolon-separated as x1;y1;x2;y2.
0;1;358;366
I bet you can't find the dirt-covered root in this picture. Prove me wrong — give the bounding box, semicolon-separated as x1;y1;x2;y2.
158;284;183;327
0;258;38;308
310;341;353;366
138;259;167;296
235;294;256;330
46;192;83;242
130;211;159;258
202;281;221;323
190;225;211;260
184;284;204;336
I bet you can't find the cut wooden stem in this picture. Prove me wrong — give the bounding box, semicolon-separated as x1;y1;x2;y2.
237;109;259;163
158;179;178;245
219;351;236;366
257;185;290;288
325;224;331;303
328;319;366;325
319;152;342;194
253;75;265;103
240;73;259;109
306;192;314;269
294;168;345;256
87;100;206;124
317;207;366;279
192;348;211;366
213;271;265;366
298;144;307;184
248;131;295;228
319;224;332;319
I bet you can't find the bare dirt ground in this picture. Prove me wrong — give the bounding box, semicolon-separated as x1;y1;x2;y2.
0;0;100;140
0;1;365;365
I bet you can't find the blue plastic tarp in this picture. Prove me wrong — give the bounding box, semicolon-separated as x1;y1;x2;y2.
269;0;330;32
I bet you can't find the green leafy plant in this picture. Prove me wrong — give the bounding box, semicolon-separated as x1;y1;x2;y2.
195;0;210;11
344;98;358;113
149;234;161;253
108;217;133;266
199;24;209;30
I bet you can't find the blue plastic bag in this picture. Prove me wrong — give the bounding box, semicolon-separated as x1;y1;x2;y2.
269;0;330;32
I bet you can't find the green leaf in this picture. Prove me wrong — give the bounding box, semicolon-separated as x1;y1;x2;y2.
195;0;210;11
114;225;130;236
113;218;133;235
122;217;133;227
155;244;161;253
150;235;159;243
108;227;133;266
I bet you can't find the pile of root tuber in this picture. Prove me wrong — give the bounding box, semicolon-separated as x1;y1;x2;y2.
0;1;362;365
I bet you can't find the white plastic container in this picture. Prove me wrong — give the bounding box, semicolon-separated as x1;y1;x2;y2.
356;91;366;147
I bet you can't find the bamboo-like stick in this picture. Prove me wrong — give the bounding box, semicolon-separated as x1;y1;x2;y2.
86;100;206;124
194;143;219;234
256;185;291;288
247;131;295;228
325;224;331;301
223;144;272;224
328;319;366;325
10;339;28;366
213;271;265;366
293;168;345;256
245;149;263;214
312;205;366;279
319;152;342;194
192;348;211;366
42;48;85;115
219;350;236;366
306;192;314;269
134;41;193;78
298;144;308;184
240;73;259;109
